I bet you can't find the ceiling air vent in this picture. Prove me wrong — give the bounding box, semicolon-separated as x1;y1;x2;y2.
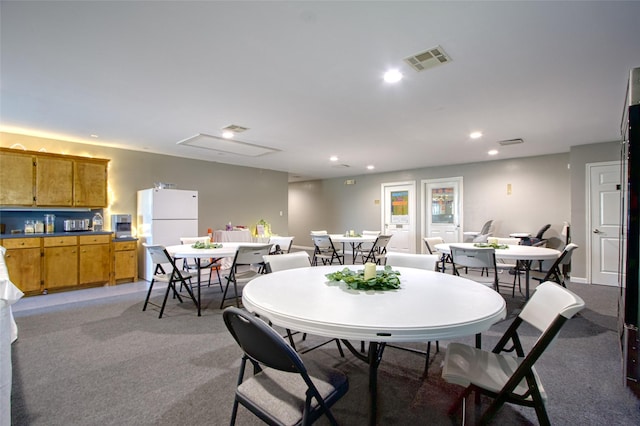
404;45;452;72
221;124;249;133
498;138;524;146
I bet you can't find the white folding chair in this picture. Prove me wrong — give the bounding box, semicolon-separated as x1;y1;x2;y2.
442;281;585;425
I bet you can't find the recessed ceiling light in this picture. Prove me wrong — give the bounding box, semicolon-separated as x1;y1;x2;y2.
330;156;338;162
470;131;483;139
222;131;234;139
90;134;99;138
367;165;375;170
383;69;403;83
488;149;498;156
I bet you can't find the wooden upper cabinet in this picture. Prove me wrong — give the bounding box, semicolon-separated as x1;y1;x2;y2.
74;159;108;207
0;150;35;205
0;148;109;207
35;156;74;206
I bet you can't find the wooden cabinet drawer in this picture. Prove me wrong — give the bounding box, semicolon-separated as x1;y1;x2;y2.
43;236;77;247
79;234;111;245
113;241;137;251
1;237;41;249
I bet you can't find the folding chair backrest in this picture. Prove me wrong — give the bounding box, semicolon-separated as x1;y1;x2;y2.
145;244;174;266
480;220;493;235
535;224;552;240
223;307;304;374
519;281;585;332
450;246;496;269
263;251;310;272
386;252;438;270
268;236;294;253
558;243;578;265
312;234;332;250
233;245;273;265
424;237;445;254
310;230;328;235
372;235;392;251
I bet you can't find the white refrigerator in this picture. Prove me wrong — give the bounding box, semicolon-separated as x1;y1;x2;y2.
137;188;199;281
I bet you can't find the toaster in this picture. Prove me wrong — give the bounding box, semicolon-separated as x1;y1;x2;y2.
63;219;90;232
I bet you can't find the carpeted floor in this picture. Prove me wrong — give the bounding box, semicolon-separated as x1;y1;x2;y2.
10;277;640;425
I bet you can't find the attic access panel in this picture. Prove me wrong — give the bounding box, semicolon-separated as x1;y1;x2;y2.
176;133;279;157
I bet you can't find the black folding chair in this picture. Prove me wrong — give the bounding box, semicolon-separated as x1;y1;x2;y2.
223;307;349;426
142;244;199;318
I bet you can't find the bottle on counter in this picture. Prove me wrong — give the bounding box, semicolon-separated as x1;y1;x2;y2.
92;212;103;232
24;220;35;234
45;214;55;233
35;220;44;233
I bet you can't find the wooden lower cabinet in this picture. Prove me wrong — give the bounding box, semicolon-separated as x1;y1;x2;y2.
1;238;42;294
113;240;138;284
79;235;111;285
43;236;78;290
1;234;120;295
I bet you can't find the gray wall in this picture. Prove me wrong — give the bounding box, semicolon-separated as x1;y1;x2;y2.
290;144;622;283
0;132;289;236
290;153;571;246
569;141;622;279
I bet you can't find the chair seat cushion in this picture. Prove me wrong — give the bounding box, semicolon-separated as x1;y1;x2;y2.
152;270;197;282
442;342;546;402
237;360;348;425
226;269;263;284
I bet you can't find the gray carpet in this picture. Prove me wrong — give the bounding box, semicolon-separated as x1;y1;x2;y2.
10;280;640;425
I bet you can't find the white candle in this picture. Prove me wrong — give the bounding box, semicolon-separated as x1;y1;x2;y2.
364;262;376;280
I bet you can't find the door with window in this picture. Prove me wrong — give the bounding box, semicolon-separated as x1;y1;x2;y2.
381;181;416;253
422;177;463;245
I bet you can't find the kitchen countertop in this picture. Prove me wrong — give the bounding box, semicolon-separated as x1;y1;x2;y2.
0;231;114;240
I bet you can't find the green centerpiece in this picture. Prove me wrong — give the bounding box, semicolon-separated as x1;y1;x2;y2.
191;241;223;249
473;242;508;249
325;265;401;291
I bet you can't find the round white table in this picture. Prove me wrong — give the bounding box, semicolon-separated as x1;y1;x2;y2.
243;265;506;425
166;242;270;315
434;243;560;299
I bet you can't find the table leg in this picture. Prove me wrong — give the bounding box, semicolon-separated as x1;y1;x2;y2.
368;342;378;425
367;342;387;426
523;260;532;300
340;340;385;425
196;258;202;316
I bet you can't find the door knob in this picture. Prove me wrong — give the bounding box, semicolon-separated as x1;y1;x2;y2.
593;228;602;234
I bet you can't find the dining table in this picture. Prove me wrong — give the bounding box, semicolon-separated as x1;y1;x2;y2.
434;242;560;299
329;234;378;264
165;242;271;316
242;264;506;425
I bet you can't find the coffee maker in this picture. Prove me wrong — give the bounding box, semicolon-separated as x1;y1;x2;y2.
111;214;132;238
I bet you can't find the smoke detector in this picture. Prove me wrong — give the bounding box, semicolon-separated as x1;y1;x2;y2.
404;45;452;72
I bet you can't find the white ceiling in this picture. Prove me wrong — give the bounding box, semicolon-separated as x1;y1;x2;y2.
2;1;639;182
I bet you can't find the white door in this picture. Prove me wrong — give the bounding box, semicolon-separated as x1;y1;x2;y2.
422;177;463;245
381;181;416;253
588;162;622;286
